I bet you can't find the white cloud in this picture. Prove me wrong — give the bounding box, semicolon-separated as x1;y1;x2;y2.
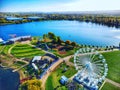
1;0;120;12
39;0;120;12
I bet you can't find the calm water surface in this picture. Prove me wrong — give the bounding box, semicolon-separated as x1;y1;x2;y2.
0;20;120;46
0;67;20;90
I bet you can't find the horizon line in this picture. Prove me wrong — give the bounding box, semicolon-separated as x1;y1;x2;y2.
0;10;120;13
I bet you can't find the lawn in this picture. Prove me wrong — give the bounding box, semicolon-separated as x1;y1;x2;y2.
101;82;120;90
11;44;45;58
69;57;74;63
12;61;27;68
0;44;14;62
102;51;120;83
1;44;13;55
0;44;4;52
45;63;77;90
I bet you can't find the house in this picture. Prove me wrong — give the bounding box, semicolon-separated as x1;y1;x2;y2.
60;75;68;85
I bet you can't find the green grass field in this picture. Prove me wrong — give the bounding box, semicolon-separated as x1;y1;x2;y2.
69;57;74;63
0;44;14;62
1;44;13;55
102;51;120;83
0;44;4;51
11;44;45;58
101;82;120;90
45;63;77;90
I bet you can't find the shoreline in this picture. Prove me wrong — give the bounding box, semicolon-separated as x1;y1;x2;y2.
0;19;120;29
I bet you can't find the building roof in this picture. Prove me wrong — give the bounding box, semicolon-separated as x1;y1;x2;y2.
27;16;44;19
32;63;38;70
60;75;68;85
61;75;68;82
6;17;23;20
32;56;42;62
9;35;31;42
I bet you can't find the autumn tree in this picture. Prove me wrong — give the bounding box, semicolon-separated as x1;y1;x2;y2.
20;79;42;90
65;40;71;45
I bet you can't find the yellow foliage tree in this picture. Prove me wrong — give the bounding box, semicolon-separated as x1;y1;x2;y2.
20;79;42;90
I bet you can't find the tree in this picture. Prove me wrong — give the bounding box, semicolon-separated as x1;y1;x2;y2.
43;34;47;39
65;40;71;45
71;42;76;46
48;32;55;39
43;34;48;42
52;36;58;43
20;79;42;90
57;36;62;45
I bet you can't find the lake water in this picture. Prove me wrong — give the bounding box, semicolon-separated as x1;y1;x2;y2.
0;67;20;90
0;20;120;46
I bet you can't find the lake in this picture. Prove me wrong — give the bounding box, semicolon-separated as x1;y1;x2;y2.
0;20;120;46
0;67;20;90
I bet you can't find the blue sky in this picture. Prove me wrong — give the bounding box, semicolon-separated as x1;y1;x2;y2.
0;0;120;12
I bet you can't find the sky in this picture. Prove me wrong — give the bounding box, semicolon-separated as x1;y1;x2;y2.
0;0;120;12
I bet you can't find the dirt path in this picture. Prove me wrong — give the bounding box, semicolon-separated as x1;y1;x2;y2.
8;44;16;56
105;78;120;88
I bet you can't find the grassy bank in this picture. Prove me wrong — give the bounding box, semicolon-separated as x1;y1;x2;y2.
101;82;120;90
102;51;120;83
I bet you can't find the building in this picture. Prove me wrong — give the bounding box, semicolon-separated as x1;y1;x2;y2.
27;16;44;20
60;75;68;85
31;56;42;70
32;56;42;63
32;63;38;70
6;17;23;21
9;35;31;43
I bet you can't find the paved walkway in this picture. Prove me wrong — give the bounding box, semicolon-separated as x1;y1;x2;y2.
106;78;120;88
12;64;28;72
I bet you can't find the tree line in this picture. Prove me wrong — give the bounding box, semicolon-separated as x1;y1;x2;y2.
0;13;120;28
